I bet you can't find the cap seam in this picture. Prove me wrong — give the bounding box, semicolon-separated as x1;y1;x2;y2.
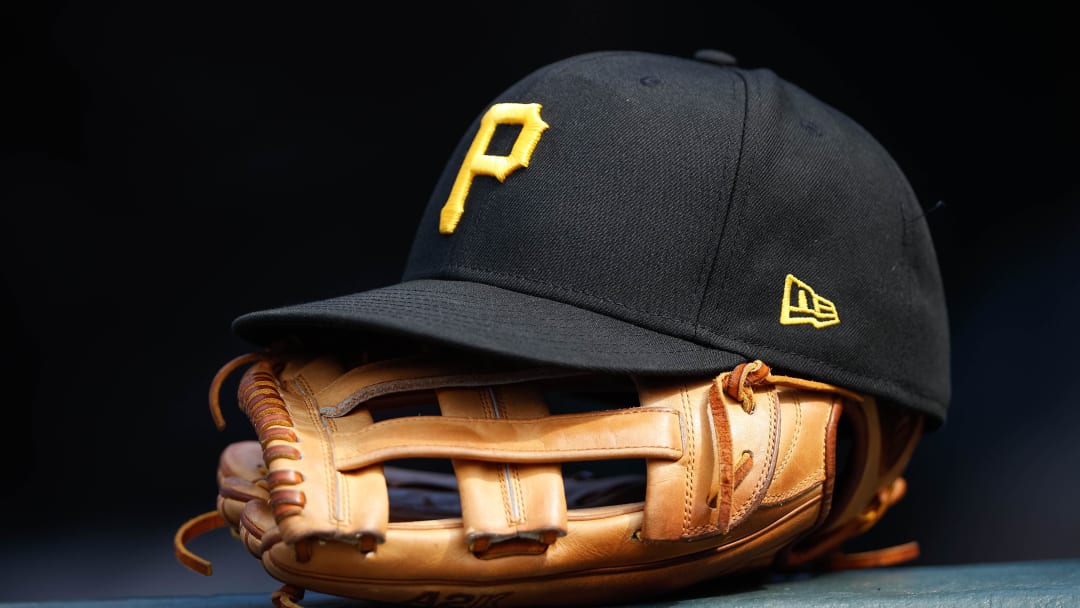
859;120;929;382
695;68;754;340
853;119;911;323
691;67;748;336
898;166;916;371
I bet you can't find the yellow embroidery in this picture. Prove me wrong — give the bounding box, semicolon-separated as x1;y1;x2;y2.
439;103;549;235
780;274;839;328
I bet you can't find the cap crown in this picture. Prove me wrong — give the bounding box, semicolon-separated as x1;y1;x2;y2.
404;50;949;421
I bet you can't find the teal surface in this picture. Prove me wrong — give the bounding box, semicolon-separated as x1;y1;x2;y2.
3;559;1078;607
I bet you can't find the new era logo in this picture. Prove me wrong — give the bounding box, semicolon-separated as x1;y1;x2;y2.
780;274;839;328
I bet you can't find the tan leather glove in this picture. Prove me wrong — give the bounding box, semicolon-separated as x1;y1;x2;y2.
176;350;924;608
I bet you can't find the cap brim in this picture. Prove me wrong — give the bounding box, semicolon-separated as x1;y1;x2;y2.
232;279;745;375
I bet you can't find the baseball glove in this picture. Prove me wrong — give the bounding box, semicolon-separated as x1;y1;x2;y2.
176;347;924;607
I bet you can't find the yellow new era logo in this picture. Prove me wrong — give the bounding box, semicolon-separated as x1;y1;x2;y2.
780;274;840;328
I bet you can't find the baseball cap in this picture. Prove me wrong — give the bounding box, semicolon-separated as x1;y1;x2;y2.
233;49;951;424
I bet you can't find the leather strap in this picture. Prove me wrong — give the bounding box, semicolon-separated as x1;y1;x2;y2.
174;510;227;576
333;407;684;470
307;354;585;417
438;385;568;554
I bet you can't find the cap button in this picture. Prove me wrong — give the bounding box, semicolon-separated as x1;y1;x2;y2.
693;49;738;66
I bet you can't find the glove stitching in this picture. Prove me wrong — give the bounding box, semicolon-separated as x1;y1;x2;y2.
771;391;803;479
296;375;345;529
765;395;818;503
511;466;525;527
732;390;779;523
480;388;516;528
503;392;529;528
682;385;695;533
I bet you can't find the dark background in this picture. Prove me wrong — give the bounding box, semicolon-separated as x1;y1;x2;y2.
3;1;1078;603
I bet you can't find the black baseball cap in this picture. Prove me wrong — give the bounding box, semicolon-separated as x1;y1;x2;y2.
233;49;950;424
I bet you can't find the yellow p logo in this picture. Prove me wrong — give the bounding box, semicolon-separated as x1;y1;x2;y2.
439;103;549;235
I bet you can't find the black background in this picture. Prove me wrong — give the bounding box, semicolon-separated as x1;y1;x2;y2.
3;1;1078;603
